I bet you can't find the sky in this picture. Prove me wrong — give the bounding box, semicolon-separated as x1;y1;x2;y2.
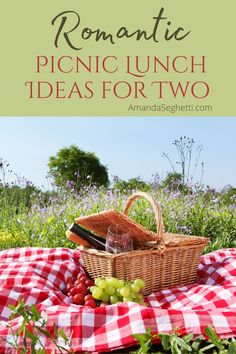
0;117;235;190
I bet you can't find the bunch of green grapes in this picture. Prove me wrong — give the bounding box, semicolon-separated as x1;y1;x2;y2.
90;277;146;305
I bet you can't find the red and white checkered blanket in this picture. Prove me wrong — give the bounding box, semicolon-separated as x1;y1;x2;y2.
0;247;236;353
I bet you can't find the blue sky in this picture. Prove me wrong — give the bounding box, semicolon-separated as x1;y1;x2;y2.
0;117;235;190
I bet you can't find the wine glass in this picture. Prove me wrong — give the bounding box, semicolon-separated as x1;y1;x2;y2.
105;224;133;254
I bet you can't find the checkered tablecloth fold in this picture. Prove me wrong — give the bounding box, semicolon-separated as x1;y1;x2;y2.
0;247;236;353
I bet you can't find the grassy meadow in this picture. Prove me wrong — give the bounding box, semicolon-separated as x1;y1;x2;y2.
0;174;235;253
0;168;236;353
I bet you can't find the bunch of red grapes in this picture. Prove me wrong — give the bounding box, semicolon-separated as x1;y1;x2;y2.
65;272;97;308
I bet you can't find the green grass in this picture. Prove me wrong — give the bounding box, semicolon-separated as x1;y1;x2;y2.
0;184;236;352
0;183;235;252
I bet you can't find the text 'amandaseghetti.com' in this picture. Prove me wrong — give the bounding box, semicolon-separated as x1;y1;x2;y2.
128;103;213;114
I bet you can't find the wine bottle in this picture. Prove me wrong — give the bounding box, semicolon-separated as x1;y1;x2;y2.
69;223;106;250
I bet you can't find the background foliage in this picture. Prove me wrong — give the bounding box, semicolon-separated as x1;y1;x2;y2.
48;145;109;190
0;138;236;252
0;176;236;252
0;139;236;353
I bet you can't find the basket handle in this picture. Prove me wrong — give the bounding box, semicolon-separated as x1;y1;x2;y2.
123;192;164;244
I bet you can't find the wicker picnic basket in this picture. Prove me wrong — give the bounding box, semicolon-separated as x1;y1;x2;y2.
67;192;208;295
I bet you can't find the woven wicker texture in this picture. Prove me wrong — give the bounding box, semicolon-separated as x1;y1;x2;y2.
75;192;164;248
79;244;207;296
69;192;208;295
163;233;208;247
76;210;158;248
